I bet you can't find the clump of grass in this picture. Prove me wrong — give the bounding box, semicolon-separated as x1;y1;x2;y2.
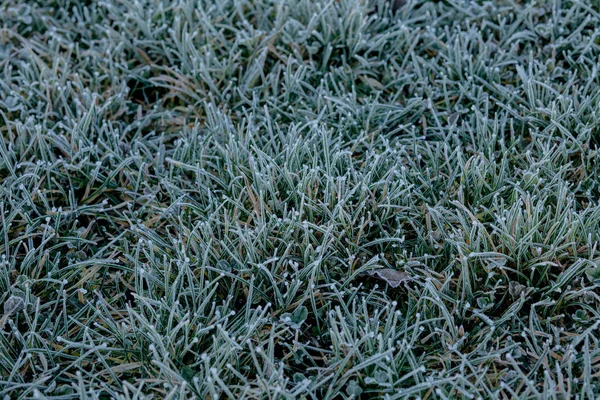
2;0;600;398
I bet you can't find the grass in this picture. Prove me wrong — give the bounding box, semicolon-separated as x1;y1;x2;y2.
1;0;600;398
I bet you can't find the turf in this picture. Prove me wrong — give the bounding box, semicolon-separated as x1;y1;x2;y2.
1;0;600;398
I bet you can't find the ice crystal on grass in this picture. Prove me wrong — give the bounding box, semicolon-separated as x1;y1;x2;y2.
2;0;600;398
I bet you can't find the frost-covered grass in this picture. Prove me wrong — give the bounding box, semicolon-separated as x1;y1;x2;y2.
2;0;600;398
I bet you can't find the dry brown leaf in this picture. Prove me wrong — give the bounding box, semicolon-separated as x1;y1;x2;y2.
364;269;411;288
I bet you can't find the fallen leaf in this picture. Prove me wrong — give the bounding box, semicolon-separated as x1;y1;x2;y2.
3;295;25;316
364;269;411;288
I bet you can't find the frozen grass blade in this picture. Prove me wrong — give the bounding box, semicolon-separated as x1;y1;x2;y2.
2;0;600;398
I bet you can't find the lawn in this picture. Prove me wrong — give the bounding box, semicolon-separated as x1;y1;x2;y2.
2;0;600;398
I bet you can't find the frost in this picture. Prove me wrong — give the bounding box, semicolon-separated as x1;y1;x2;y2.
3;296;25;316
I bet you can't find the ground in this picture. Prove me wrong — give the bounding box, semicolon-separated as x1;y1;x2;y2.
1;0;600;398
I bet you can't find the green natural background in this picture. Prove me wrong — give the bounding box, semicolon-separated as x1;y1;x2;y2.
1;0;600;398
